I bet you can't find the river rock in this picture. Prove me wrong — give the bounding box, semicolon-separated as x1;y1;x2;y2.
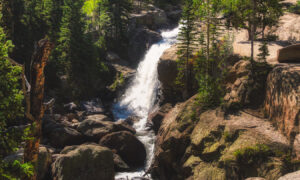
52;144;114;180
43;118;85;148
77;115;135;142
99;131;146;168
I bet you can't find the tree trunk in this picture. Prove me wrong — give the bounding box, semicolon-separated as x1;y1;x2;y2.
23;39;54;180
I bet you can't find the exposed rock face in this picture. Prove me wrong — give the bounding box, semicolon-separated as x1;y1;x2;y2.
264;64;300;154
157;45;182;103
277;44;300;63
151;96;291;180
51;144;114;180
148;103;173;134
223;60;272;111
128;28;162;64
99;131;146;168
77;114;135;142
278;170;300;180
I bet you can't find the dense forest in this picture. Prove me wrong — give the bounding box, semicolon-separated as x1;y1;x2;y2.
0;0;300;180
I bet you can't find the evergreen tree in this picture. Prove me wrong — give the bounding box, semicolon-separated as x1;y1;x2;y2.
107;0;132;42
257;40;269;62
176;0;197;99
0;15;33;179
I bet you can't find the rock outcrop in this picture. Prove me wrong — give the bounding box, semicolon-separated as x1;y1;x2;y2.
157;45;182;103
277;44;300;63
151;96;291;180
264;63;300;157
99;131;146;168
51;144;114;180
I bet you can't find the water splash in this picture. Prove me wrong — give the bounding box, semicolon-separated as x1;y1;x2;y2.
113;26;179;179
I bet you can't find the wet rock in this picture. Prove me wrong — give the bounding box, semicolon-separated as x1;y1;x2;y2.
124;115;140;126
52;144;114;180
99;131;146;168
148;104;173;134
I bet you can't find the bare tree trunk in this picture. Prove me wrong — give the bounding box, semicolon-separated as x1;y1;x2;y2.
250;0;256;64
23;39;54;180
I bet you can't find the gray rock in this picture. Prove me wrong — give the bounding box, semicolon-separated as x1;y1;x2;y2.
278;171;300;180
52;144;114;180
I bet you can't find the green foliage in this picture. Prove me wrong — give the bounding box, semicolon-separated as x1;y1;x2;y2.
0;160;34;180
234;144;272;165
257;40;269;62
288;0;300;14
176;0;197;98
109;73;125;91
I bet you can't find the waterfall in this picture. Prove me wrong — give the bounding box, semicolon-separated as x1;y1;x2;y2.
113;26;179;179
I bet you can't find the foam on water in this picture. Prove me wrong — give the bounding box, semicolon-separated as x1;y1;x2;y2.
113;26;179;180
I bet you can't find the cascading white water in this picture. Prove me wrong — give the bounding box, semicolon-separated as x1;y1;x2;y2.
113;26;179;179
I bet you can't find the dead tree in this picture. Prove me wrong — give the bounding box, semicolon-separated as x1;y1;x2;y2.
22;38;54;180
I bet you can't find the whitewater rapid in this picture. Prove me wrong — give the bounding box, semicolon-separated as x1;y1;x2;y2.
113;26;179;179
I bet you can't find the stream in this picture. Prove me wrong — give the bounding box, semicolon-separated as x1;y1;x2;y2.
112;26;180;179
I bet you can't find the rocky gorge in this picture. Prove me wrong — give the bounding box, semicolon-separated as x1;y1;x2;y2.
5;2;300;180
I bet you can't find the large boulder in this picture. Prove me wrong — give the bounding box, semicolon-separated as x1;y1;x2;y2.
51;144;114;180
151;96;291;180
277;44;300;63
77;115;135;142
128;28;162;64
99;131;146;168
43;118;85;148
264;64;300;157
157;45;182;103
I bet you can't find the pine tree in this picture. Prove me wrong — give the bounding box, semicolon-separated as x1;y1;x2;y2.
107;0;132;42
176;0;197;99
258;40;269;62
